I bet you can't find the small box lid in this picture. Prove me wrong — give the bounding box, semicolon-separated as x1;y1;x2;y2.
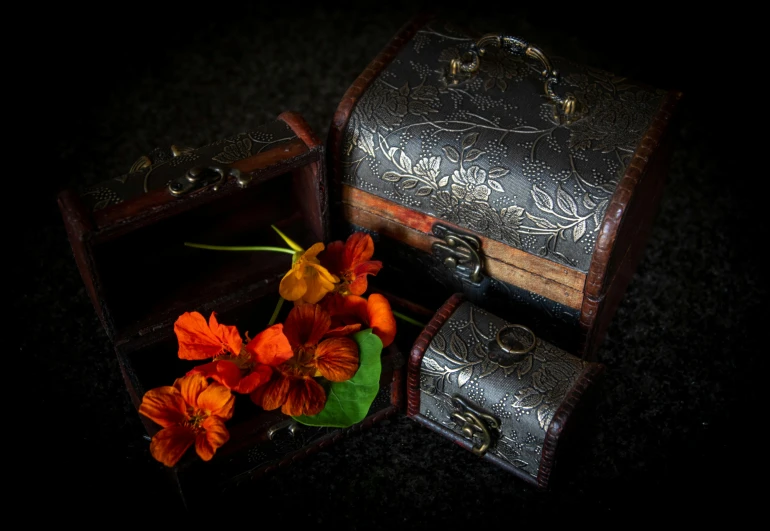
58;112;327;344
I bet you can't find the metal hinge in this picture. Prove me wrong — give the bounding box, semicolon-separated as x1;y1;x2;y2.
432;224;485;284
167;164;253;197
450;395;500;456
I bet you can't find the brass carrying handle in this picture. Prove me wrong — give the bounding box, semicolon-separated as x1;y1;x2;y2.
449;34;578;120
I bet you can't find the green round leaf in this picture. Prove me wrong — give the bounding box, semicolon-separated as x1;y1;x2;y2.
292;329;383;428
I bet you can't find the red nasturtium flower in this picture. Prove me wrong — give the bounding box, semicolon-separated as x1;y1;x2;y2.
139;373;235;467
323;293;397;348
279;243;339;304
321;233;382;296
251;304;359;417
174;311;292;394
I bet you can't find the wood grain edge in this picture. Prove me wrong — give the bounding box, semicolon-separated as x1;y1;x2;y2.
579;89;683;356
57;188;115;337
537;361;605;490
407;293;465;417
327;13;432;205
278;111;322;149
343;190;585;309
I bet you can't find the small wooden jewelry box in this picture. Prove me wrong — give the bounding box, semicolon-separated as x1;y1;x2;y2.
408;293;604;489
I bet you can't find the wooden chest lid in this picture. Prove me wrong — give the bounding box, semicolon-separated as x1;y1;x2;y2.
58;112;327;344
331;17;679;275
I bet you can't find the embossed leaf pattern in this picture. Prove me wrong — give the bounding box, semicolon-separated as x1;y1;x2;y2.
526;212;558;229
449;333;468;361
532;185;554;211
488;167;510;179
457;366;473;388
556;186;578;216
513;387;543;409
423;357;445;373
573;220;587;242
442;146;460;163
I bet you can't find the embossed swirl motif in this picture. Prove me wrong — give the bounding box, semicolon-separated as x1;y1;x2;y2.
82;120;297;211
419;301;585;477
341;21;664;272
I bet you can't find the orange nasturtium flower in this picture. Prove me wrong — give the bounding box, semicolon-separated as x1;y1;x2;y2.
138;373;235;467
321;232;382;296
175;311;292;394
323;293;397;348
279;243;339;304
251;304;359;417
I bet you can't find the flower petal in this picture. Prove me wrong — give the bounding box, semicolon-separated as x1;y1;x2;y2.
187;360;241;390
282;378;327;416
343;232;375;267
324;323;362;338
451;184;466;200
174;312;226;360
173;372;208;406
303;242;326;261
150;425;195;467
279;267;307;301
195;416;230;462
473;185;491;201
320;240;345;276
246;324;293;366
349;260;383;295
233;365;272;394
284;304;331;347
251;374;291;411
197;382;235;420
139;386;187;428
302;264;338;303
315;337;359;382
208;312;242;356
367;294;397;348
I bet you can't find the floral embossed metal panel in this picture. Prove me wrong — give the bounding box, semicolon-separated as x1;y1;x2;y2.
330;16;682;358
407;295;604;489
339;22;662;271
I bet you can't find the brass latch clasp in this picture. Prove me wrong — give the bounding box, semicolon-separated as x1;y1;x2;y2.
450;395;500;456
432;224;484;284
168;164;253;197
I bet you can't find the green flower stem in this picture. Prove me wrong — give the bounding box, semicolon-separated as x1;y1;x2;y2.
393;311;427;328
184;243;296;255
270;224;304;252
268;297;285;326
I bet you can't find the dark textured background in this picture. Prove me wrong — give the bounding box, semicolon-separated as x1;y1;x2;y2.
21;3;759;524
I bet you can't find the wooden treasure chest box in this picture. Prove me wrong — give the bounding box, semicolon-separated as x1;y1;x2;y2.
57;112;410;504
408;293;604;490
329;16;682;358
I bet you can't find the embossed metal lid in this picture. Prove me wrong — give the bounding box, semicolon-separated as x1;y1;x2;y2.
338;20;666;273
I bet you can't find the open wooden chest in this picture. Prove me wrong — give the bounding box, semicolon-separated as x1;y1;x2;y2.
57;112;412;504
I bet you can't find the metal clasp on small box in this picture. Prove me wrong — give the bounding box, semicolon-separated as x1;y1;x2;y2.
168;164;253;197
450;395;500;456
431;224;485;285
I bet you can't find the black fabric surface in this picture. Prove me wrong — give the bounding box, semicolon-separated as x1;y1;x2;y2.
21;4;758;524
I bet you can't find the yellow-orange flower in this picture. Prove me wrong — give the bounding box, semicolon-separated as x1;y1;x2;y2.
138;373;235;467
279;243;339;304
